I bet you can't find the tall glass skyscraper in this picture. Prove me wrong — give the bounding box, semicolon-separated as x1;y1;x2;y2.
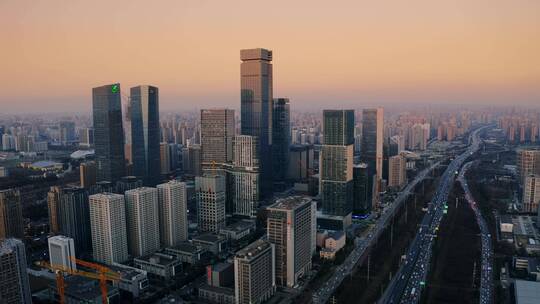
272;98;290;185
240;48;273;197
320;110;355;216
130;85;161;186
361;108;384;210
92;83;126;183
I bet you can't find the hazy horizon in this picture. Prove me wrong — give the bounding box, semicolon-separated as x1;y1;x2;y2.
2;0;539;113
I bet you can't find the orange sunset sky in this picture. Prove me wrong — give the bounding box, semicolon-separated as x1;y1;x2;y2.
1;0;540;113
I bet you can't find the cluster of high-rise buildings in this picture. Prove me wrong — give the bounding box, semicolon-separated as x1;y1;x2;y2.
517;148;540;213
499;112;540;144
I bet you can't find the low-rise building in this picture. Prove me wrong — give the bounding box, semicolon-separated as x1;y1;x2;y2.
111;263;149;298
199;284;235;304
220;219;256;241
134;252;182;281
192;233;227;255
163;242;205;265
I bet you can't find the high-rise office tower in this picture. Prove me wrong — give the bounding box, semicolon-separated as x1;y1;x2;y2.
234;239;276;304
196;175;226;233
80;161;97;189
240;48;273;197
320;110;355;217
47;186;62;234
523;175;540;213
92;83;126;183
267;196;315;287
201;109;235;166
0;189;24;239
0;239;31;303
48;235;77;271
89;193;129;264
125;187;161;257
59;121;76;145
130;85;161;186
517;148;540;183
157;180;188;247
272;98;290;185
79;127;94;148
182;144;202;176
361;108;384;210
160;142;171;175
388;154;407;189
58;187;91;254
353;163;370;214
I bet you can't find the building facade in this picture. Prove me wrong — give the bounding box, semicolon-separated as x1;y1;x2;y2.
0;189;24;240
196;175;226;233
130;85;161;186
267;196;316;287
201;109;235;166
0;239;31;303
320;110;354;217
234;239;276;304
48;235;77;271
240;48;273;197
89;193;129;265
157;180;188;247
92;83;126;182
361;108;384;210
272;98;290;184
125;187;161;257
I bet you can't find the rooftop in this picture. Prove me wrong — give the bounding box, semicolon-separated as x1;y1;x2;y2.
268;195;312;211
135;253;179;266
235;239;271;260
193;233;226;244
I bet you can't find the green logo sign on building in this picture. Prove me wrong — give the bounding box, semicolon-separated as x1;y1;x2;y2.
111;84;119;93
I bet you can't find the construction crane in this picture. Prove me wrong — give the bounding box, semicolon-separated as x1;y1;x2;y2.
37;257;121;304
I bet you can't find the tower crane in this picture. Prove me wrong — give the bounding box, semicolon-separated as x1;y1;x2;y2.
37;257;121;304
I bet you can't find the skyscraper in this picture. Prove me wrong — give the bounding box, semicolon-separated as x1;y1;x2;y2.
48;235;77;271
201;109;235;166
232;135;260;217
320;110;355;217
517;148;540;183
92;83;126;183
47;186;62;234
240;48;273;197
130;85;161;186
125;187;161;257
89;193;129;265
361;108;384;210
196;175;226;233
272;98;290;185
353;163;370;214
157;180;188;247
388;154;407;189
0;189;24;239
523;175;540;213
80;161;97;189
267;196;315;287
234;239;276;304
0;238;31;303
58;187;91;254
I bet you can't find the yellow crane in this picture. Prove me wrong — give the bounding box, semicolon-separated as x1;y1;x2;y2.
37;257;121;304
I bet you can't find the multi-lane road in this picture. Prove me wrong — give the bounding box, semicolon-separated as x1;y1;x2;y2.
380;125;490;304
312;161;441;304
459;161;494;304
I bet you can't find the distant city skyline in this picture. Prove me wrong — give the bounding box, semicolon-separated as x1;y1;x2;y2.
2;1;540;113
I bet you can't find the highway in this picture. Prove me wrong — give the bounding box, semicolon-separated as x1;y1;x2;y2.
312;160;441;304
379;125;490;304
458;161;494;304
